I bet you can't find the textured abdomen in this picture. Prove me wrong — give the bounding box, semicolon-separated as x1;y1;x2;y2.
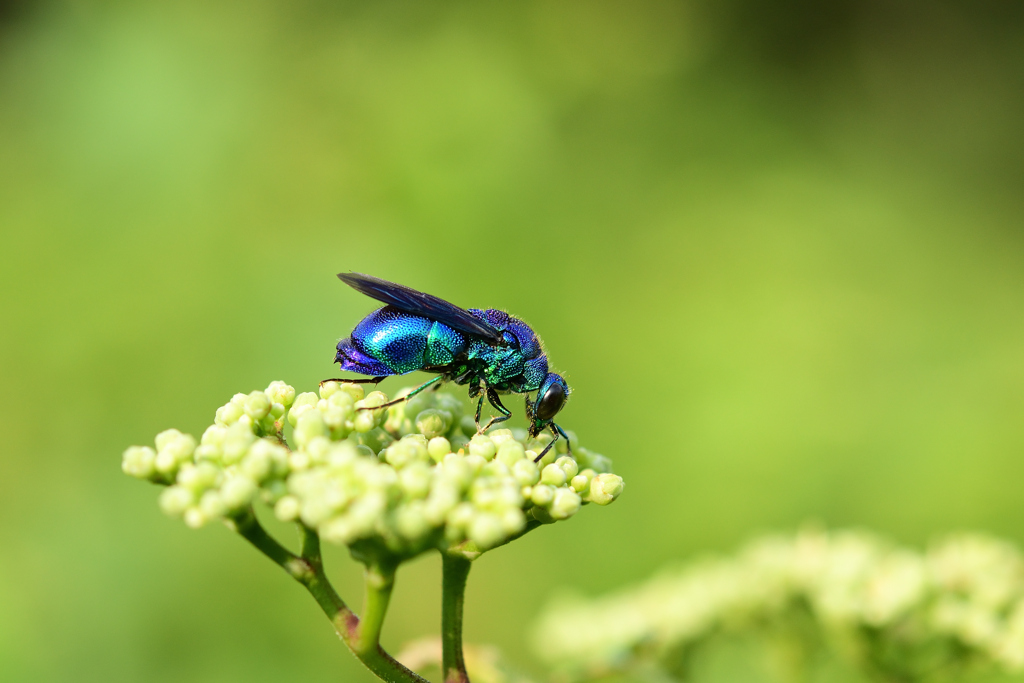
343;306;466;375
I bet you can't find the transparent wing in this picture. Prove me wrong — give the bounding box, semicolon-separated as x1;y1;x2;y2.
338;272;504;345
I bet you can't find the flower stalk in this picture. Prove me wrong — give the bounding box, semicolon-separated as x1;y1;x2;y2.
442;553;473;683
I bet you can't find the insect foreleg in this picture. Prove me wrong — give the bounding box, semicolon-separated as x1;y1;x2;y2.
532;423;571;463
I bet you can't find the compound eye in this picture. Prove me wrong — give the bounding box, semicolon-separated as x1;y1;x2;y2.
535;381;566;422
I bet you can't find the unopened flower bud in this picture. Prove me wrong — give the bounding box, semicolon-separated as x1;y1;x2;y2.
221;476;257;511
550;489;582;520
122;446;157;480
469;435;497;460
428;437;452;462
295;410;328;447
469;512;504;549
541;464;567;487
555;456;579;480
288;392;320;427
159;486;193;517
497;441;526;466
338;382;365;402
416;409;450;439
244;391;272;420
512;459;540;487
585;473;624;505
265;381;296;408
531;484;556;507
274;495;301;522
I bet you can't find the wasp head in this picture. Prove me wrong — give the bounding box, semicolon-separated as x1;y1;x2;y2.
527;373;570;438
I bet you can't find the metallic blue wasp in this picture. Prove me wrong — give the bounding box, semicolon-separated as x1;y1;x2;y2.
322;273;571;462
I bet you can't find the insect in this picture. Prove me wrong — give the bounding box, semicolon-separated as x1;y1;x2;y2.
322;272;571;462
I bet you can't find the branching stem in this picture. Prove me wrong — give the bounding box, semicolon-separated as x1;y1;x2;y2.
229;510;426;683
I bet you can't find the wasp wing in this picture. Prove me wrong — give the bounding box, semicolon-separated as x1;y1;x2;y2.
338;272;505;345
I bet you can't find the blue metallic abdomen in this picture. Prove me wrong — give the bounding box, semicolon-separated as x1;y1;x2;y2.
336;306;466;375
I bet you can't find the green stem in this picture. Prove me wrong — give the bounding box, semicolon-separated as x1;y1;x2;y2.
441;553;472;683
229;510;426;683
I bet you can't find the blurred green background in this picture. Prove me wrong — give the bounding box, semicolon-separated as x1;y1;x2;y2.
2;1;1024;681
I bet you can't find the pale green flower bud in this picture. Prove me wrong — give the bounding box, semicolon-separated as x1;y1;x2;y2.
416;409;450;439
500;507;527;535
550;489;582;520
289;451;311;471
483;460;511;479
385;437;429;469
154;449;180;476
399;462;433;499
269;402;286;420
158;431;197;463
220;476;257;511
177;462;221;494
194;444;222;464
531;484;556;507
319;381;341;400
555;456;579;480
183;507;208;529
198;490;227;519
244;391;272;420
541;464;567;487
320;515;357;544
201;425;227;447
425;482;460;524
353;409;377;433
570;473;590;493
357;427;392;454
216;402;244;425
396;502;431;541
222;423;256;465
497;441;527;466
288;392;320;427
440;454;474;491
122;446;157;480
447;502;476;530
295;410;328;448
512;459;540;487
155;428;184;452
459;415;477;437
274;495;301;522
464;454;487;474
469;513;504;550
159;486;193;517
265;381;296;408
435;393;464;422
586;474;624;505
338;382;365;402
428;437;452;462
469;435;497;460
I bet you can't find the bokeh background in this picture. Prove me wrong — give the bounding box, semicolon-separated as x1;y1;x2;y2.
2;1;1024;681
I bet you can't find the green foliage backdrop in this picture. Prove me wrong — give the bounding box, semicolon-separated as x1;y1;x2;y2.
2;2;1023;681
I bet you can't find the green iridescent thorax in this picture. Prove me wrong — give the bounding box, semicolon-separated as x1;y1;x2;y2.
465;340;534;391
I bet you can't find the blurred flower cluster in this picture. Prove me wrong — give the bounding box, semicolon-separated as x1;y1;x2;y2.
533;527;1024;682
123;381;623;560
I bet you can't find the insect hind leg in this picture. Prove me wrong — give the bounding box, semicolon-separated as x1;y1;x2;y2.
319;376;387;387
356;375;444;411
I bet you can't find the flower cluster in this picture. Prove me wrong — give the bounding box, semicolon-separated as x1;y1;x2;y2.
532;527;1024;681
123;381;624;559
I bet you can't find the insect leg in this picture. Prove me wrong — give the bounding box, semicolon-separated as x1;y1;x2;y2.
355;375;444;411
478;389;512;434
532;423;571;463
474;392;486;427
319;376;387;388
